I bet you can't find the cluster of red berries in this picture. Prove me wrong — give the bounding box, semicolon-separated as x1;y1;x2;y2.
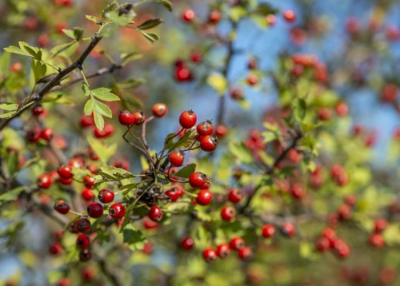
80;113;114;139
262;222;296;238
368;218;388;248
291;53;328;84
315;227;351;258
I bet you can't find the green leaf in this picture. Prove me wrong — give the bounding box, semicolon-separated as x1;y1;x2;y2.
0;52;11;74
99;166;137;180
7;152;19;176
87;136;117;164
229;142;253;164
82;81;90;96
160;0;173;11
118;78;146;89
140;31;159;43
84;98;94;115
0;112;15;119
62;29;76;40
168;129;196;151
123;225;146;244
229;6;247;22
102;1;118;22
207;73;227;95
62;27;84;41
91;87;120;101
86;15;102;25
0;103;18;111
174;164;196;178
31;60;47;84
137;18;163;30
93;100;112;118
50;41;78;58
294;98;307;121
0;186;26;202
93;110;105;130
106;10;135;26
4;46;29;57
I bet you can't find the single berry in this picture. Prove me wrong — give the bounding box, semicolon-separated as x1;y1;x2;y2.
98;189;115;204
118;110;135;126
283;9;296;23
169;150;185;167
262;224;276;238
247;74;259;86
197;120;214;136
266;14;277;26
41;128;54;141
49;242;63;255
149;206;163;222
79;249;92;262
81;188;94;201
26;128;41;143
179;110;197;129
221;206;236;221
202;248;217;263
291;183;307;199
215;125;228;137
37;174;52;189
229;237;245;250
76;218;91;233
337;204;352;220
181;236;194;250
32;105;45;116
182;9;195;22
152;103;168;118
281;222;296;237
133;111;146;126
87;202;104;218
238;246;253;260
316;237;330;252
109;203;126;219
57;165;73;179
76;234;90;249
69;157;85;169
196;189;213;206
54;200;70;214
189;172;207;188
208;10;221;24
166;184;184;202
83;176;96;188
228;188;243;204
216;243;230;258
374;219;388;233
80;115;94;128
58;177;73;185
369;233;385;248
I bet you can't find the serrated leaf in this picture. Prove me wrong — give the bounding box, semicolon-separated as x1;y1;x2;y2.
62;29;76;40
50;41;78;58
94;100;112;117
174;164;196;178
0;112;15;118
168;129;196;151
137;18;163;30
106;10;135;26
91;87;120;101
31;59;47;83
93;110;105;130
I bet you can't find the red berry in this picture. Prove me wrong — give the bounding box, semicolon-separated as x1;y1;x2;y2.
80;115;94;128
228;188;243;204
238;246;253;260
149;206;163;222
200;135;218;152
133;111;146;126
335;101;349;117
229;237;245;251
197;120;214;136
26;128;41;142
76;218;91;233
202;248;217;263
109;203;126;219
208;10;221;24
152;103;168;118
196;189;213;206
216;243;230;258
247;74;259;86
143;216;158;229
98;189;115;204
40;128;54;141
165;185;183;202
179;110;197;129
114;159;130;170
189;172;207;188
87;202;104;218
230;87;244;100
32;105;45;116
54;200;70;214
248;57;258;70
76;234;90;249
281;222;296;237
344;194;357;206
118;110;135;126
221;206;236;221
316;237;330;252
94;123;114;138
190;50;202;63
37;174;52;189
266;14;277;26
38;33;50;47
83;176;96;188
57;165;73;179
283;9;296;23
169;150;185;167
81;188;94;201
58;177;73;185
49;242;63;255
69;157;85;169
79;249;92;262
262;224;276;238
215;125;228;137
175;67;192;82
337;204;352;221
374;219;388;233
333;239;351;258
181;236;194;250
182;9;195;22
318;107;332;121
291;183;307;199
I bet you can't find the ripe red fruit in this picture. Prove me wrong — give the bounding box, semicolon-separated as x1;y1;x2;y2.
11;62;22;73
181;236;194;250
247;74;259;86
238;246;253;260
149;206;163;222
228;188;243;204
152;103;168;118
189;172;207;188
262;224;276;238
58;177;73;185
166;185;184;202
283;10;296;23
182;9;195;22
179;110;197;129
344;194;357;206
76;218;91;233
229;237;245;251
81;188;94;201
221;206;236;221
266;14;277;26
69;157;85;169
196;189;213;206
38;33;50;47
200;135;218;152
334;239;351;258
87;202;104;218
175;67;192;82
79;249;92;262
26;128;41;143
369;233;385;248
133;111;146;125
49;242;63;255
190;50;202;63
374;218;388;233
316;237;330;252
169;151;185;167
57;165;73;179
202;248;217;263
208;10;221;24
114;159;130;170
335;101;349;117
215;125;228;137
94;123;114;138
230;87;244;100
109;203;126;219
118;110;135;126
32;105;44;116
40;128;54;141
337;204;352;220
318;107;332;121
216;243;230;258
98;189;115;204
80;115;94;128
290;183;307;199
37;173;52;189
281;222;296;237
83;176;96;188
197;120;214;136
76;234;90;249
143;216;158;229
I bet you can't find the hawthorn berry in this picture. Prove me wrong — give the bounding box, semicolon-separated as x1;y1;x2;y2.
281;222;296;237
76;218;91;233
94;123;114;138
87;202;104;218
182;9;195;22
266;14;277;26
69;157;85;169
83;176;96;188
98;189;115;204
374;218;388;233
335;101;349;117
37;174;52;189
283;9;296;23
54;200;70;214
337;204;352;221
190;50;202;63
80;115;94;127
247;74;259;86
316;237;330;252
181;236;194;250
169;150;185;167
262;224;276;238
208;10;221;24
291;183;307;199
149;206;163;222
175;67;192;82
57;165;73;179
228;188;243;204
369;233;385;248
202;248;217;263
200;135;218;152
32;105;44;116
81;188;94;201
322;227;337;247
196;189;213;205
229;237;245;251
152;103;168;118
143;216;158;229
133;111;146;125
58;177;73;185
76;234;90;249
216;243;230;258
189;172;207;188
221;206;236;221
114;159;130;170
230;87;244;100
49;242;63;255
179;110;197;129
215;125;228;137
238;246;253;260
79;249;92;262
40;128;54;141
118;110;135;126
26;128;41;143
109;203;126;219
197;120;214;136
333;239;351;258
166;184;184;202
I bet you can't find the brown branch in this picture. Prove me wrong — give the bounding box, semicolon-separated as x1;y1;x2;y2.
98;259;123;286
0;33;103;131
